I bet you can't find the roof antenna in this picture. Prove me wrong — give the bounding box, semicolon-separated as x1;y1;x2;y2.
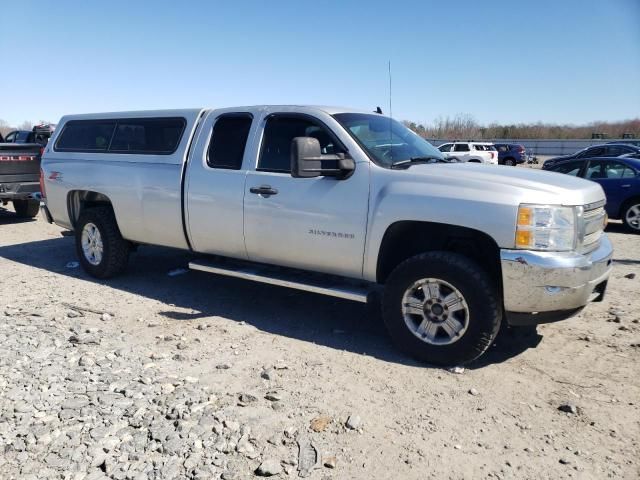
388;60;393;159
388;60;392;120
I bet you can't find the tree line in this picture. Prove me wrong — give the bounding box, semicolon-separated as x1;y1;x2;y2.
404;114;640;140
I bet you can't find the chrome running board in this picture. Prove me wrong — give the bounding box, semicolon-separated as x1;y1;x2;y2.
189;258;369;303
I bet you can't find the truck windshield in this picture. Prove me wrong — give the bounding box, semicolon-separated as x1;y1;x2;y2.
333;113;444;167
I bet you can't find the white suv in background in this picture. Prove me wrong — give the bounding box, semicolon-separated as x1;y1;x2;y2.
438;142;498;164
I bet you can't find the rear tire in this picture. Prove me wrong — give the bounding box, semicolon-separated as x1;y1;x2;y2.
75;207;130;278
13;199;40;218
622;200;640;233
382;252;501;366
504;158;516;166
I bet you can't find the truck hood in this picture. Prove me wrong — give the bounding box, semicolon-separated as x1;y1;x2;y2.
398;163;605;206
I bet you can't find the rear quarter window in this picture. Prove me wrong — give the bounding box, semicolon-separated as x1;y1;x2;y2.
109;118;186;154
55;117;186;154
55;121;116;151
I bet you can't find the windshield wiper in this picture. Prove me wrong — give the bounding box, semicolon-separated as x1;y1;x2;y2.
390;156;446;169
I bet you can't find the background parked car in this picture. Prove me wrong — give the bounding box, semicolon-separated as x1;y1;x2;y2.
544;143;640;169
544;156;640;233
607;139;640;147
3;124;55;146
494;143;527;166
437;142;498;164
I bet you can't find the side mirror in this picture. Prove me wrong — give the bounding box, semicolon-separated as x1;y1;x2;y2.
290;137;355;179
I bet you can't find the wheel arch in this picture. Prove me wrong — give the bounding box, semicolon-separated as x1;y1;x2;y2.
376;221;502;286
67;190;114;228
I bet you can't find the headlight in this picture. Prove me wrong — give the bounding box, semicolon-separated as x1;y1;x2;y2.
515;204;577;251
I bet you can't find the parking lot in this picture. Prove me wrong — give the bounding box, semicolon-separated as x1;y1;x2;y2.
0;208;638;479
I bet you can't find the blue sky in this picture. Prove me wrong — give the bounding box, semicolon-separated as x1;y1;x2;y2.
1;0;639;126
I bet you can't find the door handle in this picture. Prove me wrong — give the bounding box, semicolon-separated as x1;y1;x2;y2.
250;185;278;196
621;184;631;188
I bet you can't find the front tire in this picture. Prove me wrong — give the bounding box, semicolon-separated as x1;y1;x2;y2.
13;199;40;218
382;252;501;366
622;200;640;233
75;207;130;278
504;158;516;166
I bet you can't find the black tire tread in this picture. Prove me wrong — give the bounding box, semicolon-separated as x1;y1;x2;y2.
13;199;39;218
382;251;501;366
75;207;130;278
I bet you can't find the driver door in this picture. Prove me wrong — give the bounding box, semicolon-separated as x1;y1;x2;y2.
243;112;370;279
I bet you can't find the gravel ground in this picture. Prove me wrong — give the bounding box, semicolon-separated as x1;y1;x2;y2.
0;206;639;480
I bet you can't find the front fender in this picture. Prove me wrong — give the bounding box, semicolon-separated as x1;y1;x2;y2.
362;172;517;281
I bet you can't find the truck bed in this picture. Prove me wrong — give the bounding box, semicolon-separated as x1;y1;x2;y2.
0;143;42;200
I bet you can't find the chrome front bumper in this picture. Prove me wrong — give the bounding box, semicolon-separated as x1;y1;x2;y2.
501;235;613;323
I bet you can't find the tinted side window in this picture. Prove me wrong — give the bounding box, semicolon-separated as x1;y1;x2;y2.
605;146;625;156
603;161;630;179
258;116;340;173
207;114;253;170
109;118;185;154
454;143;470;152
585;161;603;179
553;161;583;176
56;121;117;151
16;131;30;142
438;143;452;152
585;147;606;157
5;132;16;142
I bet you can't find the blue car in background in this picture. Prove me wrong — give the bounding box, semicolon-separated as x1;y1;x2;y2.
494;143;527;166
543;155;640;233
544;143;640;169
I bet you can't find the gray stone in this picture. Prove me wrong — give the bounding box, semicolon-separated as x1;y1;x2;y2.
256;459;283;476
265;391;282;402
297;436;319;478
79;355;95;367
558;403;578;415
14;401;32;413
345;414;362;430
68;333;100;345
238;393;257;405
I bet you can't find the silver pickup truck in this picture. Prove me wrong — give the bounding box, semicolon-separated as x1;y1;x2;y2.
40;106;613;365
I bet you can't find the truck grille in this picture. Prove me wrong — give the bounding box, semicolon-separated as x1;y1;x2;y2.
579;203;606;254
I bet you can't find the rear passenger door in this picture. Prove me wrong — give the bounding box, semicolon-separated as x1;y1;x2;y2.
583;160;636;216
243;111;370;278
185;112;256;258
452;143;471;161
